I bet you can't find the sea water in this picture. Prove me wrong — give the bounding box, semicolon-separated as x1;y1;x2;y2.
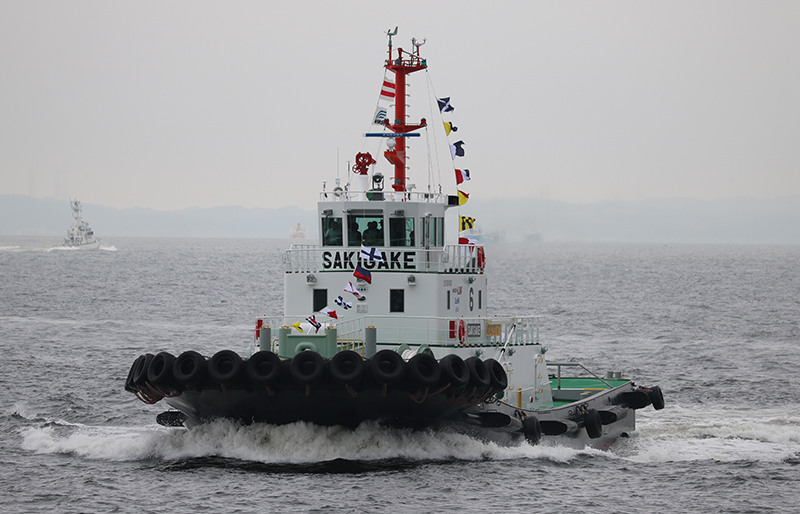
1;237;799;513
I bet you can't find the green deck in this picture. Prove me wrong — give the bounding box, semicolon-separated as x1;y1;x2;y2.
549;377;629;408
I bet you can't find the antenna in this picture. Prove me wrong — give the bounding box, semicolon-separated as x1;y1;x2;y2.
386;26;398;44
386;27;398;60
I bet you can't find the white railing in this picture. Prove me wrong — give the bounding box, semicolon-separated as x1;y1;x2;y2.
283;244;484;274
256;315;539;348
319;190;450;204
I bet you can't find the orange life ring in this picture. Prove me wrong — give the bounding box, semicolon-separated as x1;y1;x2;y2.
477;247;486;274
458;319;467;346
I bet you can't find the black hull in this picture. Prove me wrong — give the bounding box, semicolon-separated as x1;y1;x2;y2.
165;386;475;429
162;382;641;449
127;350;657;449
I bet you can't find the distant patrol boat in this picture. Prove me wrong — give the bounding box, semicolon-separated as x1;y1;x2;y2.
63;200;100;250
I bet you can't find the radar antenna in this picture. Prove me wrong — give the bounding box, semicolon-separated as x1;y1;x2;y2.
386;26;398;45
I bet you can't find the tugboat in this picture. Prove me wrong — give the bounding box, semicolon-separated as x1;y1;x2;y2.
63;199;100;250
125;30;664;448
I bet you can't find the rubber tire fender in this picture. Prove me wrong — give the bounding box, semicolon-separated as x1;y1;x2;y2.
407;353;442;389
329;350;365;386
125;355;145;392
619;390;652;409
290;350;326;385
369;349;406;385
208;350;244;386
523;416;542;445
464;356;491;390
484;358;508;394
584;408;603;439
649;385;665;410
132;353;155;388
438;354;469;390
172;350;207;387
147;351;176;389
246;351;282;386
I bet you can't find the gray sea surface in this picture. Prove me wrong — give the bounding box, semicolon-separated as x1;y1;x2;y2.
2;237;799;513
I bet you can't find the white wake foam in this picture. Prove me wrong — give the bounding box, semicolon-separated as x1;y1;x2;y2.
624;404;800;463
20;419;590;464
17;404;800;465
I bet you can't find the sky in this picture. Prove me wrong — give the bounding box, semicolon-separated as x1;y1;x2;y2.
1;1;799;211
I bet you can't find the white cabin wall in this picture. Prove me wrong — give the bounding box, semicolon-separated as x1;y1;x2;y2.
284;271;487;319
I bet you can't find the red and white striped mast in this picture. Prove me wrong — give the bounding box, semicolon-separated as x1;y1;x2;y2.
383;29;427;193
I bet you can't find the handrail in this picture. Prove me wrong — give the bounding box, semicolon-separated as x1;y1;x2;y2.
255;315;540;347
546;361;613;389
283;244;484;274
319;190;449;203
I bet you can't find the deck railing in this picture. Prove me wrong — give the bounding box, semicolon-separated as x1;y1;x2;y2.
282;244;484;274
319;190;450;204
256;315;539;349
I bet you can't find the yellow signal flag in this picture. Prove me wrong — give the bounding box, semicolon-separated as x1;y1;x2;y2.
444;121;458;135
459;216;476;231
458;190;469;206
290;321;303;332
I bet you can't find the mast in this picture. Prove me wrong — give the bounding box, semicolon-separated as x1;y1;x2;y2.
383;32;427;193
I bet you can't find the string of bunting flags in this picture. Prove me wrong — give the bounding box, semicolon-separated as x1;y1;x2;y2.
291;244;383;334
438;96;478;244
290;86;479;333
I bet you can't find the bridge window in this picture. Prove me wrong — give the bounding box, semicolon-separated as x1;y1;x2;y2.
431;217;444;246
346;217;362;247
322;217;342;246
389;217;415;247
390;289;405;312
349;214;384;247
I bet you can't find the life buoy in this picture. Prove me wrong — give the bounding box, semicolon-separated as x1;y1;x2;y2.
458;319;467;346
477;247;486;274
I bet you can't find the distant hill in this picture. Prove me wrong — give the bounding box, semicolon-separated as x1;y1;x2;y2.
0;195;318;239
465;196;800;244
2;194;798;244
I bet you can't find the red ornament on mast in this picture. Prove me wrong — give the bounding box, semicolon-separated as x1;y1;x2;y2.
383;29;427;193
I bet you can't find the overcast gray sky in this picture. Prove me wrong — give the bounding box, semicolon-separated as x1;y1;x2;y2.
1;1;798;211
